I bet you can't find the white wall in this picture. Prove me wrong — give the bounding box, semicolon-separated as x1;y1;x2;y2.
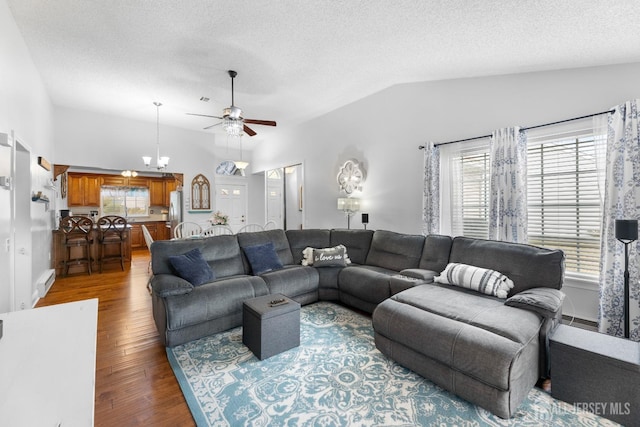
252;62;640;321
0;0;55;312
253;62;640;234
53;106;262;225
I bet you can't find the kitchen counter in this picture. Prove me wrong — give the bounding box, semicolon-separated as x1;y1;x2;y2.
52;228;132;275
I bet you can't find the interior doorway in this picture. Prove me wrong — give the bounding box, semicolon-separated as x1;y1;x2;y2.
265;163;304;230
11;134;32;310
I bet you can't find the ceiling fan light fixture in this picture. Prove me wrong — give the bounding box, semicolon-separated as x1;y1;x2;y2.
223;117;244;137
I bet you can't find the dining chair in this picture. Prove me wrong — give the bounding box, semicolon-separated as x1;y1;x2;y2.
237;223;264;233
173;221;203;239
201;225;234;236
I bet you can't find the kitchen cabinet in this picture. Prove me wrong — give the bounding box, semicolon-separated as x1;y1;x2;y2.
150;178;177;207
157;221;170;241
165;179;177;207
101;176;149;187
149;179;165;206
130;223;143;249
68;173;101;207
128;177;150;187
100;175;127;186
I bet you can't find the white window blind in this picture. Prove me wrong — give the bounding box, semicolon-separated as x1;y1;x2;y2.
450;143;490;239
446;121;604;276
527;126;603;275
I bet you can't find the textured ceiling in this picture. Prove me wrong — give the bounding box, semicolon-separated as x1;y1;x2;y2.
7;0;640;143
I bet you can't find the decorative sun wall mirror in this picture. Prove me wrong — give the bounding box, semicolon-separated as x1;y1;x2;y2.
191;174;211;210
337;159;365;194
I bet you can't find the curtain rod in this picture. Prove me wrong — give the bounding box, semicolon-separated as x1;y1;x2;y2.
418;109;615;150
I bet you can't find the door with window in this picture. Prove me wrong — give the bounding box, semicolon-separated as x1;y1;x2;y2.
215;181;247;232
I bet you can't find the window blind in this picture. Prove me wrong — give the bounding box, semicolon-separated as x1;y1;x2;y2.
447;124;604;276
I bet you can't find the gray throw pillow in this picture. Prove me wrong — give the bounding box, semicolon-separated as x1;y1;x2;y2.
313;246;349;267
243;242;283;275
168;248;216;286
505;287;565;318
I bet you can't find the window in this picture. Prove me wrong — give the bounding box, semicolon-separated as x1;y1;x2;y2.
449;144;490;239
445;120;604;276
527;127;603;275
101;186;149;217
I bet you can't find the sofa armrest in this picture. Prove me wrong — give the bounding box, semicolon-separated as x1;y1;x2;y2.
398;268;437;283
151;273;194;297
505;287;565;319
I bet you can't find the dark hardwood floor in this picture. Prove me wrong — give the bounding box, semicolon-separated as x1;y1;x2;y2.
37;250;195;426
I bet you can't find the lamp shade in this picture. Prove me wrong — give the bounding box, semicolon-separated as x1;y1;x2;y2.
615;219;638;242
337;197;360;212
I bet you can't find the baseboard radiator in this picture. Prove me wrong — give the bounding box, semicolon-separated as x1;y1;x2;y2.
37;269;56;298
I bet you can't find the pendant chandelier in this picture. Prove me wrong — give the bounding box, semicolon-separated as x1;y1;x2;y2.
142;102;169;170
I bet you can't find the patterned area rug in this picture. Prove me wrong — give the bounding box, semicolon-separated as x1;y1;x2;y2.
167;302;618;426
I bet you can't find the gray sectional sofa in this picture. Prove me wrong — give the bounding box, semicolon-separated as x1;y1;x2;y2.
150;228;565;418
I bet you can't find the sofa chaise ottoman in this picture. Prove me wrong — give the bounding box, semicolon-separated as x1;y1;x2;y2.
372;237;565;418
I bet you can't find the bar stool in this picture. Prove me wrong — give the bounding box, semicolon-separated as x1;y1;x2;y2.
97;215;128;273
60;215;94;277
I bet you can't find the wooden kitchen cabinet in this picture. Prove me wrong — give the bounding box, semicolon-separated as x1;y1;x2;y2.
67;173;101;207
100;175;127;186
165;179;177;206
150;178;177;207
130;223;143;249
128;177;150;187
149;179;165;206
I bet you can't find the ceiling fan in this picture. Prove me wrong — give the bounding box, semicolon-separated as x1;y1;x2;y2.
187;70;277;137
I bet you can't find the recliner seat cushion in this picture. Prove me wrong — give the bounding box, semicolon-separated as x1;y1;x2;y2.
259;265;319;298
339;265;397;305
373;284;543;391
164;275;268;330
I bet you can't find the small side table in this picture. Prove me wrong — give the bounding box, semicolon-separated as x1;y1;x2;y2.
549;324;640;426
243;294;301;360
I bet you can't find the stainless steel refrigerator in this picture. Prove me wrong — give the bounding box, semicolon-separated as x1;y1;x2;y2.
169;190;183;239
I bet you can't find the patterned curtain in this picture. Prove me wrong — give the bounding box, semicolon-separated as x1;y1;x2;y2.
488;127;528;243
599;100;640;341
422;142;440;235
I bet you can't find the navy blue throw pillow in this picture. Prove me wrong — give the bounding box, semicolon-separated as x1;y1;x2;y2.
168;248;215;286
243;242;283;275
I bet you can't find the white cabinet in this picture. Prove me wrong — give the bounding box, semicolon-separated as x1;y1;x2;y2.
0;299;98;426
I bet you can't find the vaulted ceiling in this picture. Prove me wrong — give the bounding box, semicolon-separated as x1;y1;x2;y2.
8;0;640;142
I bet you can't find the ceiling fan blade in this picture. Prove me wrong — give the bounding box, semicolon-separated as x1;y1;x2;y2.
243;125;257;137
187;112;223;119
204;122;223;130
244;119;277;127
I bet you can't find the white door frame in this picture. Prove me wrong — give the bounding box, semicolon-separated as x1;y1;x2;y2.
11;131;33;311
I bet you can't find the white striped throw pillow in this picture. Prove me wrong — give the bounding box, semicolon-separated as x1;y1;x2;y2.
435;263;514;298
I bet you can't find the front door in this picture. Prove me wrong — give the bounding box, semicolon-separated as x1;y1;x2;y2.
215;182;248;232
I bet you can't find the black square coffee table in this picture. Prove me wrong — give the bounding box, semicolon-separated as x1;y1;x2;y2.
242;294;300;360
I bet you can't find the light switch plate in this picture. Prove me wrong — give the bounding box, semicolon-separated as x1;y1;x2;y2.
0;176;11;189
